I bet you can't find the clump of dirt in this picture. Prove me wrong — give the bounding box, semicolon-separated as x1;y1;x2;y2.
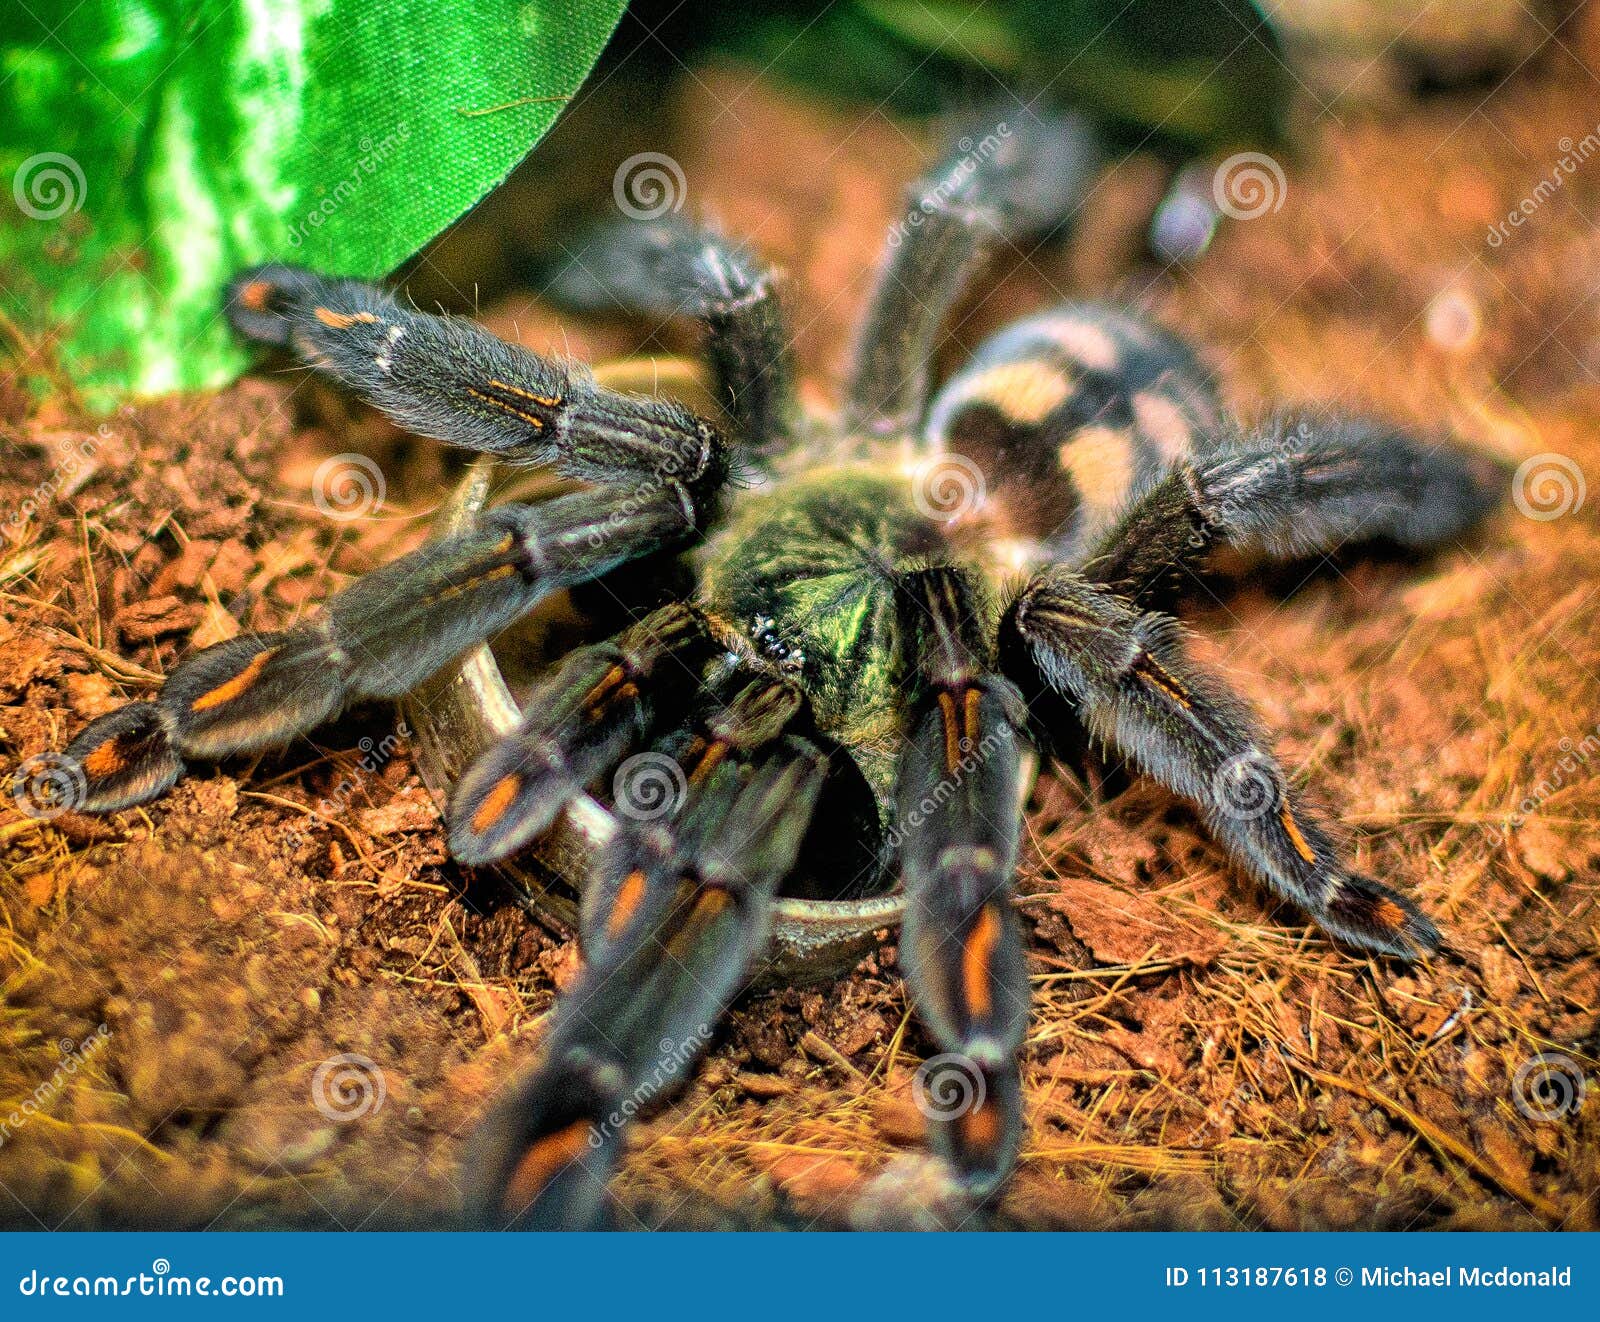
2;28;1597;1230
0;385;551;1227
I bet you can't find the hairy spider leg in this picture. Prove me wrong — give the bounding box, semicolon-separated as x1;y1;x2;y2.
1000;568;1442;958
548;216;798;455
64;483;729;813
226;264;723;482
844;112;1103;438
467;727;829;1229
893;567;1031;1193
1077;412;1509;609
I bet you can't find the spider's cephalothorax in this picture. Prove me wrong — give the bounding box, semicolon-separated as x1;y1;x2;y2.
55;113;1504;1228
699;300;1224;802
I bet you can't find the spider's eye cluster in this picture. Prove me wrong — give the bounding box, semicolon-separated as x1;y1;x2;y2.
749;613;805;674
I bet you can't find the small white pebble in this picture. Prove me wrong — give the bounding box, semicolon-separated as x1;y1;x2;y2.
1425;288;1481;352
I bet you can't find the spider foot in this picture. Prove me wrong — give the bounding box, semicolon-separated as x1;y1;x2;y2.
929;1060;1024;1199
1322;872;1443;959
464;1038;630;1232
58;701;183;814
225;264;335;347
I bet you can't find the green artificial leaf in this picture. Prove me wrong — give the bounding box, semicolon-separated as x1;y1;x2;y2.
0;0;627;410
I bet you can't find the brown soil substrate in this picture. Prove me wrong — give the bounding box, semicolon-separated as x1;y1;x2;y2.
2;37;1598;1230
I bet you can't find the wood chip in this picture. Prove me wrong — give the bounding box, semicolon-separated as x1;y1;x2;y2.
758;1152;864;1204
113;595;200;642
1039;873;1226;968
356;786;438;836
734;1071;793;1099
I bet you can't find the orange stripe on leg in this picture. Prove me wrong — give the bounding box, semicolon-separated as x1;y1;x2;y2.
487;378;563;408
81;739;130;778
582;664;626;707
501;1119;593;1217
422;561;519;606
1373;897;1408;932
688;740;727;785
1133;654;1191;709
580;665;634;721
958;1096;1003;1154
961;904;1001;1021
963;686;982;746
190;648;277;713
666;887;733;960
606;870;649;939
471;773;522;835
237;280;273;311
313;307;380;329
689;887;732;924
937;690;961;774
464;387;546;429
1280;803;1316;864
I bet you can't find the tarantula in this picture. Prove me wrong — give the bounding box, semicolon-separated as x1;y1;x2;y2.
54;114;1500;1228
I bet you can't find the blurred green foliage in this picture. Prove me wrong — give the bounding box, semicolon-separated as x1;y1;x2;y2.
633;0;1289;147
0;0;626;409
